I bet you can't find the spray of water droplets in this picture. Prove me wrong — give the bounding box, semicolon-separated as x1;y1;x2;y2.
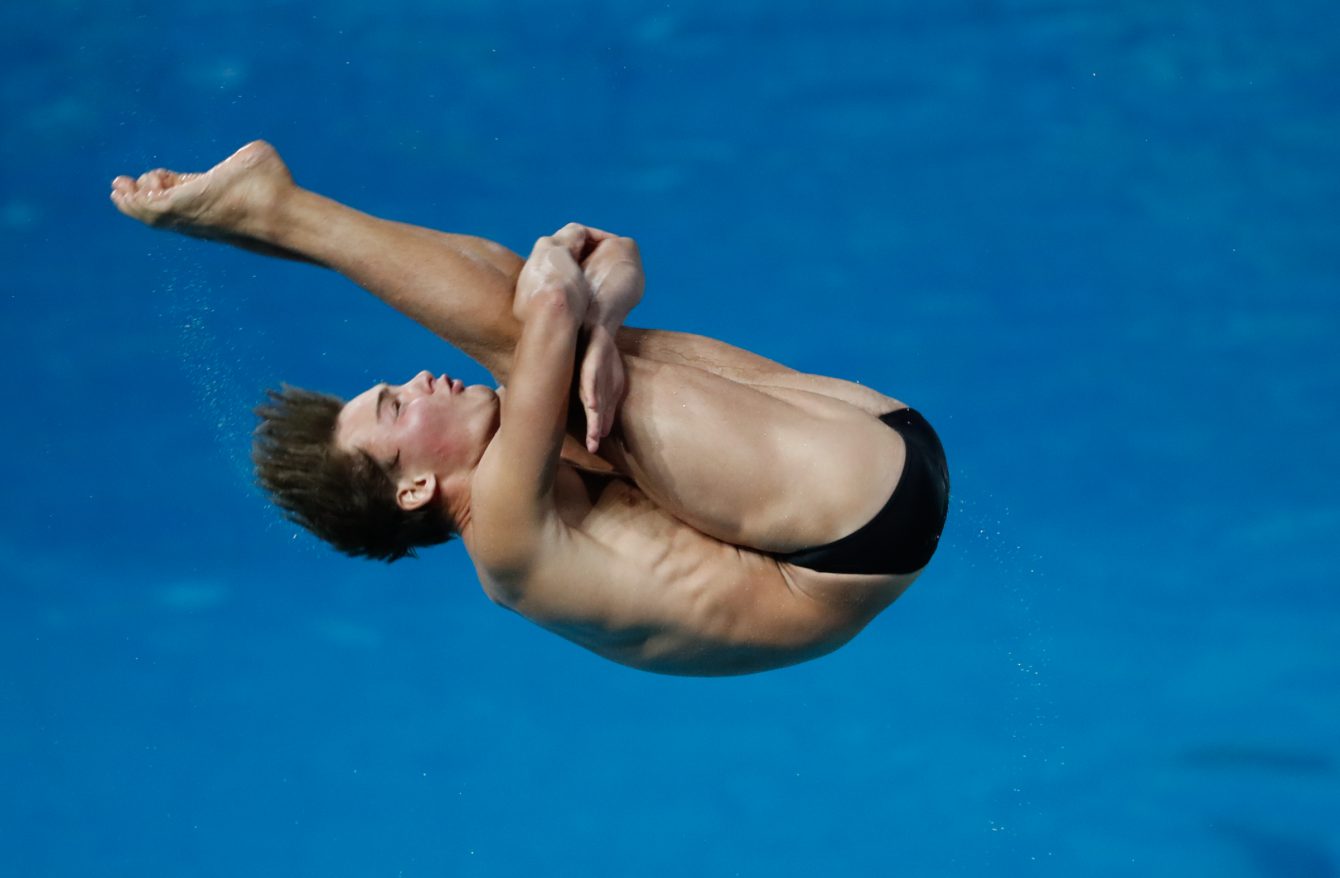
160;267;266;491
945;482;1058;867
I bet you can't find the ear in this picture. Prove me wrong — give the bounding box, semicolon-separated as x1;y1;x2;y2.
395;472;438;512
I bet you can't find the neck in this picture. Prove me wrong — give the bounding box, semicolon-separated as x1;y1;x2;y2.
440;472;474;534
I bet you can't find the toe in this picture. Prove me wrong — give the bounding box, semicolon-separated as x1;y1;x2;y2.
137;169;171;191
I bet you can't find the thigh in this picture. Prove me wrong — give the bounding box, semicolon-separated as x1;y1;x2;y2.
601;355;907;554
616;327;902;415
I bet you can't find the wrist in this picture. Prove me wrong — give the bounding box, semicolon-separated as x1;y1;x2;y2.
585;299;631;335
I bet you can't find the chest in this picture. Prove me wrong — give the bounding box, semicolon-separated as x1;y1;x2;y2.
551;465;763;595
553;466;664;536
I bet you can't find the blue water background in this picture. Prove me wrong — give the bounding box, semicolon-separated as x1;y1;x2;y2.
3;2;1337;875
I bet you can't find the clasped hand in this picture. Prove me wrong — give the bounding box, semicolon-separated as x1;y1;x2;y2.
516;223;644;454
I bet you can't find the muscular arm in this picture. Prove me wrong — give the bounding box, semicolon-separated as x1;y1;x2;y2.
469;241;589;577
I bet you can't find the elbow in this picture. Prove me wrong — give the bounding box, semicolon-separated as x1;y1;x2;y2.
476;541;541;603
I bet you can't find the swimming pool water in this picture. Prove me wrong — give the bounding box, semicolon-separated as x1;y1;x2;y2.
2;2;1337;875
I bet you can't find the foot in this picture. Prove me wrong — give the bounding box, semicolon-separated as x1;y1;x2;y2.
110;140;296;251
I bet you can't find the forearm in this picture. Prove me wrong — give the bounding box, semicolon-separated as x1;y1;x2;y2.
503;294;584;492
269;188;525;383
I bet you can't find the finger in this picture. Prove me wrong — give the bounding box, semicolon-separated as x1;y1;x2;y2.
550;223;590;260
579;357;598;404
583;239;640;279
593;377;611;440
528;234;559;259
585;405;602;453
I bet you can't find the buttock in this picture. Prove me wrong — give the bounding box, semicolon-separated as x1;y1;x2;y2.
774;407;949;576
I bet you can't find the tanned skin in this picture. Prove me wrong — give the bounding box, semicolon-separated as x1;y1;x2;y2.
111;142;929;676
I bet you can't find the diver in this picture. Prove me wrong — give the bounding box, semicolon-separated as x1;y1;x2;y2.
111;141;948;676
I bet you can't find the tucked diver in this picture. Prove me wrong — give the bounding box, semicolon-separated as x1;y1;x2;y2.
110;142;948;676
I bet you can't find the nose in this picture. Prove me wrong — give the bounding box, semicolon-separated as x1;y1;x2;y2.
410;370;434;393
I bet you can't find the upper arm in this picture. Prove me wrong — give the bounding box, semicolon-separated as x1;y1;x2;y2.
470;289;582;573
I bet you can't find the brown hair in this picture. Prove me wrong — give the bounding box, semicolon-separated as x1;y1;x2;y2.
252;385;455;562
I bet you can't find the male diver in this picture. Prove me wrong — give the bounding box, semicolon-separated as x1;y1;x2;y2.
110;141;948;676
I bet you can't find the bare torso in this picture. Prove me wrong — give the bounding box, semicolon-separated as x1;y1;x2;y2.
466;338;928;676
467;461;920;676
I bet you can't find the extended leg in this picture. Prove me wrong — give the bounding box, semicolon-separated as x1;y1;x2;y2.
112;141;525;383
111;142;899;412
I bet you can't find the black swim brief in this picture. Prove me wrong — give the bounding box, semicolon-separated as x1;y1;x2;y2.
774;408;949;575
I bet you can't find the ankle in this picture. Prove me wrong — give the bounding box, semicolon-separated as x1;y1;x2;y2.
268;188;366;267
265;186;319;250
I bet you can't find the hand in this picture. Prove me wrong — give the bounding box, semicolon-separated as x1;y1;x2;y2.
546;223;644;328
527;223;640;452
513;234;591;324
582;235;644;329
578;324;626;453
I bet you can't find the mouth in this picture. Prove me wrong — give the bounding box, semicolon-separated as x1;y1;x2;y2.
437;374;465;395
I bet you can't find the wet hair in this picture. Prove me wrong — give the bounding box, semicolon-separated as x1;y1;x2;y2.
252;384;455;562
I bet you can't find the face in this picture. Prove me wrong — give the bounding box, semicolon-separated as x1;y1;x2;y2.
335;370;500;507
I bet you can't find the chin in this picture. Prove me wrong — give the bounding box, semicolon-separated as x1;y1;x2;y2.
485;397;503;435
